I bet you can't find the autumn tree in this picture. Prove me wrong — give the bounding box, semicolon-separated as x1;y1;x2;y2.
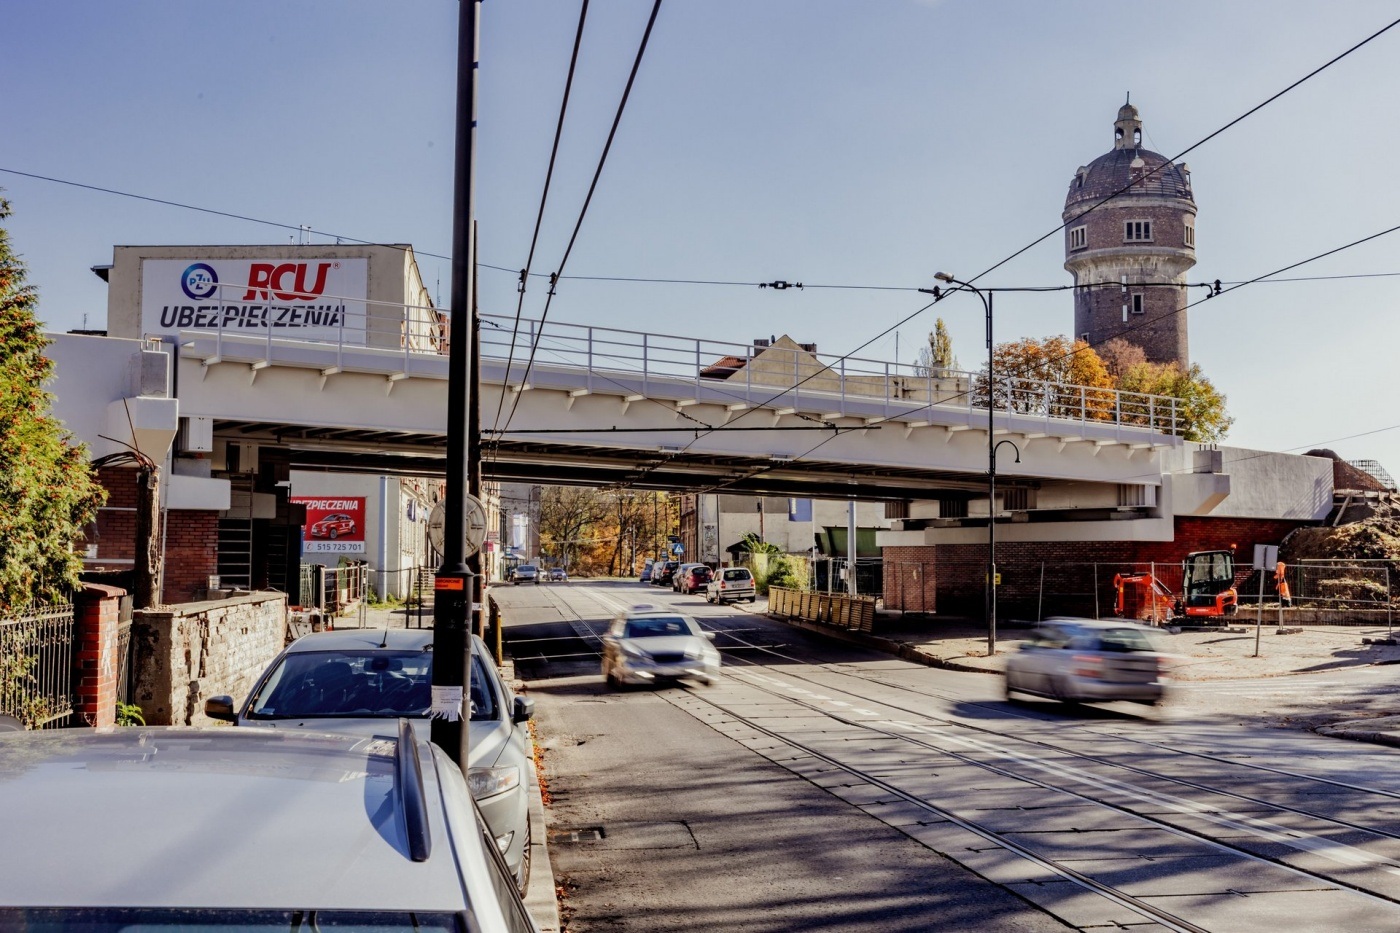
1096;337;1147;380
977;335;1115;419
537;486;605;571
0;194;106;609
1118;361;1233;442
914;318;958;375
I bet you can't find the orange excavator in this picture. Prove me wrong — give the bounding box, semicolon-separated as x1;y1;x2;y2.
1114;548;1239;622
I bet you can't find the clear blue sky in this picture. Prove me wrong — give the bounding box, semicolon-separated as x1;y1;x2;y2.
5;1;1400;478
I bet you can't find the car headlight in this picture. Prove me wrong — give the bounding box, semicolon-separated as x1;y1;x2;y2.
467;765;521;800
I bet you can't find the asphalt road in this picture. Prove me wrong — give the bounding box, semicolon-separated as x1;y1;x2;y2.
497;580;1400;932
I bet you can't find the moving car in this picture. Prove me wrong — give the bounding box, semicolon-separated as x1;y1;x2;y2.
1003;618;1172;706
677;564;712;595
309;512;356;539
513;564;539;585
0;725;539;932
602;605;720;688
549;567;568;582
205;629;536;892
706;566;756;604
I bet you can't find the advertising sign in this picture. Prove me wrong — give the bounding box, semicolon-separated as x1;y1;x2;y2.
140;258;368;341
292;496;367;554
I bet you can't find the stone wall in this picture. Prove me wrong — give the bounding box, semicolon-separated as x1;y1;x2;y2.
130;592;287;725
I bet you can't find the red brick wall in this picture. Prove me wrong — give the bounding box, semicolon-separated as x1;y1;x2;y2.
884;516;1310;619
163;512;219;604
91;466;139;564
73;583;125;729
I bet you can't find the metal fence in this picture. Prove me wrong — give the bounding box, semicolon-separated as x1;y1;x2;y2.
0;602;75;729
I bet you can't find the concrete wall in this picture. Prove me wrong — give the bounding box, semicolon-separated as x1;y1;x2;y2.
130;592;287;726
1165;444;1332;521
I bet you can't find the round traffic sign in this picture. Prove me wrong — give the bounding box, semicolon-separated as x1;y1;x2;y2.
428;496;488;557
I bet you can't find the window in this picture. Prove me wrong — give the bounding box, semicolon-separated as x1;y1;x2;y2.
1068;226;1087;250
1131;294;1144;315
1184;220;1195;247
1124;220;1152;242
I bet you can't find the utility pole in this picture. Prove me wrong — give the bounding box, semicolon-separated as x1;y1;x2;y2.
432;0;480;767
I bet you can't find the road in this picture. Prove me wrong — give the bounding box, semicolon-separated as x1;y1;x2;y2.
496;579;1400;932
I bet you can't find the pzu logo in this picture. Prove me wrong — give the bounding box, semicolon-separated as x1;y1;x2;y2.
180;263;219;301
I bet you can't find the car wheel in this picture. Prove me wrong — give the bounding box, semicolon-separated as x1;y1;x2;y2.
329;529;338;539
1052;677;1080;706
515;818;532;895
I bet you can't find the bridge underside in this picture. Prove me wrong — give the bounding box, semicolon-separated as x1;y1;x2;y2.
218;418;995;500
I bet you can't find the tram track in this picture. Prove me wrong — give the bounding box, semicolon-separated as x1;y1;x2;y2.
511;583;1400;929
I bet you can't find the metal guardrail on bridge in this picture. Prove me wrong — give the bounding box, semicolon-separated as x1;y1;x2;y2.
180;285;1185;436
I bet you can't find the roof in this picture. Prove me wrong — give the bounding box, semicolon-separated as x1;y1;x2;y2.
1066;146;1193;208
283;628;434;654
0;728;473;910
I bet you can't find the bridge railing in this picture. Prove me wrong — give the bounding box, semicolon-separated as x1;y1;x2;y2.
178;286;1181;435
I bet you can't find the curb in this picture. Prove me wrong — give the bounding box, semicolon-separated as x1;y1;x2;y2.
499;656;561;933
1313;725;1400;749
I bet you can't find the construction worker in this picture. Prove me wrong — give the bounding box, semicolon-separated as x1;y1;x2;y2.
1275;560;1292;608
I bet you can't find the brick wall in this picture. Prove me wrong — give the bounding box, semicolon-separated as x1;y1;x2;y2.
72;583;127;729
130;592;287;725
884;516;1310;619
163;511;219;603
91;466;139;563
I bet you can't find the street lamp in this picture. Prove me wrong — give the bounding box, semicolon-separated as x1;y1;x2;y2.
933;272;1020;656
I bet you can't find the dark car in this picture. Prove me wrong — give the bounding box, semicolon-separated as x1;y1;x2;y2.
651;560;680;587
640;558;654;583
309;513;356;539
678;565;712;594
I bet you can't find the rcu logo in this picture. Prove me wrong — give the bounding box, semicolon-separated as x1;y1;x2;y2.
181;263;219;300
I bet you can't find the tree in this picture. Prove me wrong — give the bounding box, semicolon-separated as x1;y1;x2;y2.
976;335;1116;419
537;486;605;571
1096;337;1147;380
914;318;958;375
1117;361;1233;442
0;194;106;609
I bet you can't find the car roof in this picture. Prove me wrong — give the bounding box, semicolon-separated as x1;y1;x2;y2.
282;628;435;654
0;728;476;911
1040;617;1154;630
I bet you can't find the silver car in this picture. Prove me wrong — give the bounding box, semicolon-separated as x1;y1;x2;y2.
206;629;536;892
1004;618;1171;706
0;725;538;931
706;566;756;604
602;606;721;688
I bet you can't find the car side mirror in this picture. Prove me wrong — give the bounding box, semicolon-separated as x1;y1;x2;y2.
704;632;716;640
512;695;535;724
204;695;237;722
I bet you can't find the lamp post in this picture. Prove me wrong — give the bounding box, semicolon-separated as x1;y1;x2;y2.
933;273;1020;656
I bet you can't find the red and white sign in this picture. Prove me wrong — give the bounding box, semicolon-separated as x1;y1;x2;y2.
293;496;367;554
140;258;368;341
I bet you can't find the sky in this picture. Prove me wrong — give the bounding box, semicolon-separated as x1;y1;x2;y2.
5;1;1400;481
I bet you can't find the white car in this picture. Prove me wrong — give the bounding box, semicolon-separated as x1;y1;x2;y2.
602;606;721;688
0;725;539;931
1004;618;1171;706
706;566;756;604
205;629;536;892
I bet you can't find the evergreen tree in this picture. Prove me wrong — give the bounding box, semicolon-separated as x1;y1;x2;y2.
0;195;105;609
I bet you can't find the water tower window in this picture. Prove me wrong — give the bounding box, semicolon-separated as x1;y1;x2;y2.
1124;220;1152;242
1184;220;1195;248
1068;226;1087;250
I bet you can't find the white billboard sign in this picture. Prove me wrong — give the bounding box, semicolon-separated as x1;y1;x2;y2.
140;258;368;341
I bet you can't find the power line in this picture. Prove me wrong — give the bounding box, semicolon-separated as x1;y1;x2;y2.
493;0;664;444
489;0;592;458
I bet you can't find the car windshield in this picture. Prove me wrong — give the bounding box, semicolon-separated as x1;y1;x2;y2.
1098;627;1160;653
0;908;460;930
246;649;495;721
518;565;536;573
624;616;695;638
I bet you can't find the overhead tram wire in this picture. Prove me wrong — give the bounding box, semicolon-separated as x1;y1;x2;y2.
686;219;1400;496
493;0;664;444
488;0;592;463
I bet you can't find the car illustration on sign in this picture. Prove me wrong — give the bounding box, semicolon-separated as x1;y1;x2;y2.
310;513;357;539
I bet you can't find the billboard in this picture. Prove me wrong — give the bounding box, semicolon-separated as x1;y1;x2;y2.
140;258;368;341
293;496;367;554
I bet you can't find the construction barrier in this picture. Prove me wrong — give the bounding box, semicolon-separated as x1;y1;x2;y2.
768;586;877;633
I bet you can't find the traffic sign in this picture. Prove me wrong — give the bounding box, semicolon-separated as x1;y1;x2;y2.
428;496;488;557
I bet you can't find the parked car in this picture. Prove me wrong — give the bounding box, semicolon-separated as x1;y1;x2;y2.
639;558;654;583
205;629;537;892
601;605;720;688
309;512;356;539
677;564;713;594
549;567;568;582
672;562;705;592
513;564;539;585
706;566;756;604
0;725;539;931
1003;618;1172;707
651;560;680;587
